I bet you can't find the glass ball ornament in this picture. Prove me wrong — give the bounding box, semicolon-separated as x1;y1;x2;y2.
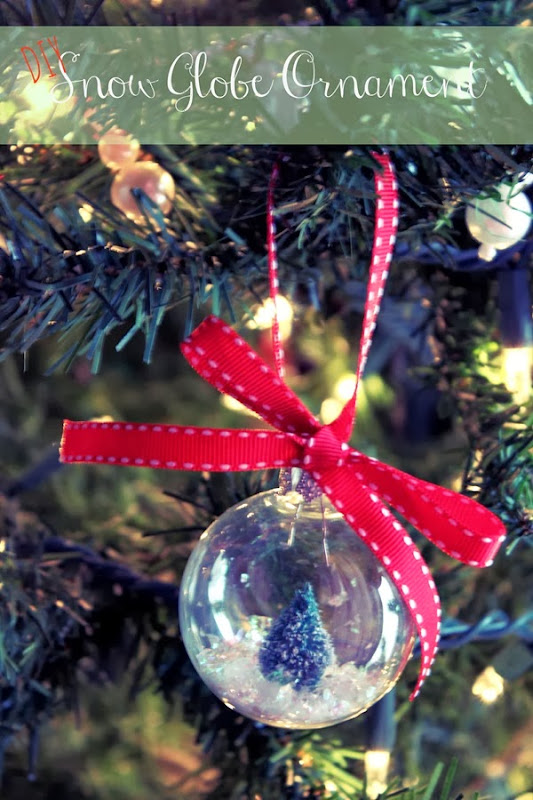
110;162;175;223
98;128;140;171
466;183;532;261
179;486;416;729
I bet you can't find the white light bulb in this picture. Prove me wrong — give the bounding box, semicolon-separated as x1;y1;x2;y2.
365;750;391;799
246;296;294;341
466;183;532;261
78;204;94;223
472;665;506;704
319;397;343;424
502;346;532;404
333;373;357;403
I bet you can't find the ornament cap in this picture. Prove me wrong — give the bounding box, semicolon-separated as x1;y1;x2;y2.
279;468;322;501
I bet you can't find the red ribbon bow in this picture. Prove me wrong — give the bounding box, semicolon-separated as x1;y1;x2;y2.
60;153;506;699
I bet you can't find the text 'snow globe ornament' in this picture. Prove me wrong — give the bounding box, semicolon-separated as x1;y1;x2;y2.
110;161;176;223
179;488;415;728
466;181;532;261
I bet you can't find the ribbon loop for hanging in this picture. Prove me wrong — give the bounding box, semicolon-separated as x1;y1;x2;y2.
330;152;399;442
60;152;507;701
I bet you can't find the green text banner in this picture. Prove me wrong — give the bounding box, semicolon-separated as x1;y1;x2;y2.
0;26;531;144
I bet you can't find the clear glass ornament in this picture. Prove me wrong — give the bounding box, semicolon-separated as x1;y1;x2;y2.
98;128;140;171
179;485;416;729
466;184;532;261
110;162;175;223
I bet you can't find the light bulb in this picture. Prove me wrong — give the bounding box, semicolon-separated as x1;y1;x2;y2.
18;72;75;123
466;183;532;260
110;162;175;223
98;129;141;171
472;665;506;704
78;204;94;223
333;372;357;403
246;296;294;341
502;346;532;404
22;79;53;118
364;750;390;799
320;397;343;424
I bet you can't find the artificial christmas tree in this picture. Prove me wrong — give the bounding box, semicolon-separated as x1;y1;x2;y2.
0;1;532;799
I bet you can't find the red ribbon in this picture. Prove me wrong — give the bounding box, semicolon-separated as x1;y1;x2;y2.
60;154;506;700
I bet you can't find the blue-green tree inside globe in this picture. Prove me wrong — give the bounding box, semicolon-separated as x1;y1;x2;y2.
259;583;333;691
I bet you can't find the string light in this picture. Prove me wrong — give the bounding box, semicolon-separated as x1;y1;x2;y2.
78;204;94;223
320;369;385;423
20;76;54;120
365;689;395;799
16;72;75;126
246;296;294;341
333;372;356;403
472;641;533;704
319;397;343;424
498;267;532;404
472;665;506;704
501;346;532;405
320;372;356;423
365;750;391;799
466;181;532;262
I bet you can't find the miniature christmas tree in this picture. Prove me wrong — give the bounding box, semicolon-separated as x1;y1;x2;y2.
259;583;333;691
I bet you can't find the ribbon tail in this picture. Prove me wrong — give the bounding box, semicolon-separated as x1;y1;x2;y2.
60;421;300;472
181;315;320;437
347;452;506;566
311;463;441;700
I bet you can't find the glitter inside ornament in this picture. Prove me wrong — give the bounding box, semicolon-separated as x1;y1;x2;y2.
466;184;532;261
179;487;416;729
110;162;175;223
98;128;141;171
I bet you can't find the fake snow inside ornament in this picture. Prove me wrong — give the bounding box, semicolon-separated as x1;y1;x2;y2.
98;128;140;171
466;183;532;261
179;484;416;729
110;161;175;223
